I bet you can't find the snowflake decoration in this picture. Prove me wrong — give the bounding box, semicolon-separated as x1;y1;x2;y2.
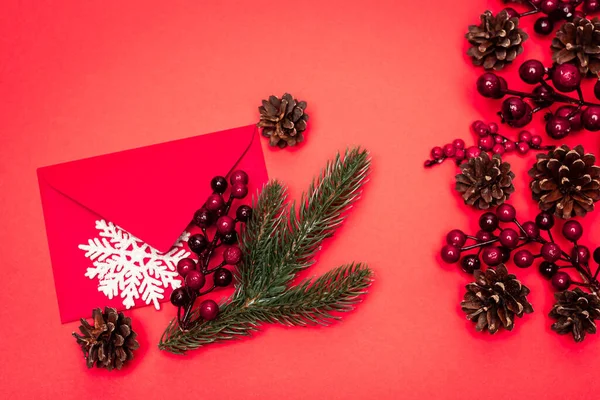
79;220;190;310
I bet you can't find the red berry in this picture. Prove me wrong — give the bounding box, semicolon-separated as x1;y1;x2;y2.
170;288;190;307
503;7;519;19
461;255;481;274
541;242;561;263
522;221;539;239
216;216;236;235
214;268;233;287
455;149;466;161
494;136;504;144
546;116;571;139
518;130;532;143
185;270;206;290
552;63;581;93
466;146;481;159
572;245;590;264
193;208;214;228
492;144;505;155
441;245;461;263
431;147;444;160
206;194;225;212
479;212;499;232
508;103;533;128
514;249;534;268
210;176;228;194
499;228;519;249
540;0;559;14
488;122;498;134
236;205;253;222
562;220;583;242
504;141;515;152
534;17;554;36
482;246;503;266
583;106;600;131
446;229;467;247
530;135;542;147
476;230;493;242
552;271;571;291
479;136;494;151
177;258;196;278
199;299;219;320
443;143;456;157
188;234;208;254
223;246;242;265
452;139;465;149
517;142;530;154
519;59;546;84
231;183;248;199
477;74;505;99
496;204;516;222
501;97;528;121
229;170;249;185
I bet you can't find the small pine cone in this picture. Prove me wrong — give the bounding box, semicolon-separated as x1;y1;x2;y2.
529;145;600;219
461;265;534;334
465;10;528;70
549;288;600;342
455;152;515;210
257;93;309;148
552;17;600;76
72;307;140;371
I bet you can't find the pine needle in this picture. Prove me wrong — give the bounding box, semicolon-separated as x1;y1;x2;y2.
159;148;373;354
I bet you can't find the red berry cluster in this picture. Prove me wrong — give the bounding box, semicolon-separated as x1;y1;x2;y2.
477;61;600;138
503;0;598;36
170;170;253;329
441;204;600;292
424;121;554;167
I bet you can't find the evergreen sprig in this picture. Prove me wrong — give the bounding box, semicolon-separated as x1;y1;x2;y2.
159;148;373;354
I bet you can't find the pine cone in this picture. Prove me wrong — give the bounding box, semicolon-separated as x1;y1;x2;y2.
529;145;600;219
455;152;515;210
73;307;140;371
465;10;528;70
549;288;600;342
461;265;534;334
258;93;309;148
551;17;600;76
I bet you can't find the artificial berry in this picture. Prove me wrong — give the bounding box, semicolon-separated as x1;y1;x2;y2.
229;170;249;185
177;258;196;278
211;176;228;194
236;205;253;222
533;85;555;107
446;229;467;247
530;135;542;147
583;106;600;131
231;183;248;199
492;144;505;155
519;59;546;84
552;63;581;93
482;246;503;266
499;247;511;263
479;212;499;232
584;0;600;13
188;234;209;254
431;147;444;160
478;136;494;151
504;141;516;152
503;7;519;19
494;136;504;144
536;212;555;230
453;138;465;149
539;261;558;279
522;221;540;239
221;231;238;245
216;216;236;235
514;249;535;268
476;230;493;242
552;271;571;291
472;120;489;137
534;17;554;35
546;116;571;139
517;141;530;154
223;246;243;265
205;194;225;212
199;299;219;321
477;73;505;99
554;2;575;19
509;104;533;128
461;255;481;274
214;268;233;287
562;220;583;242
466;146;482;159
443;143;456;157
455;149;466;161
185;270;206;291
170;288;190;307
441;245;461;263
488;122;498;134
541;0;560;14
518;130;532;143
541;242;562;262
572;245;591;264
501;97;528;122
193;208;214;228
499;228;519;249
594;246;600;264
496;203;516;222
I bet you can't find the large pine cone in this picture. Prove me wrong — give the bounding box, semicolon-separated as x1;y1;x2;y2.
73;307;140;371
549;288;600;342
461;264;534;334
529;145;600;219
466;10;528;70
552;17;600;76
258;93;308;148
455;152;515;210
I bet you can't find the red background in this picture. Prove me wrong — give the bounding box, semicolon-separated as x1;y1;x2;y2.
2;0;600;398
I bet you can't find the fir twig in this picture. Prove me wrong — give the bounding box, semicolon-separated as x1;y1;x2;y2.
159;148;373;354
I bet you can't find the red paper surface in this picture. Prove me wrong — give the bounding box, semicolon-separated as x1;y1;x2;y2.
2;0;600;399
37;125;267;322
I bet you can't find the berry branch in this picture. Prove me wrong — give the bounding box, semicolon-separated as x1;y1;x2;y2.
159;148;373;354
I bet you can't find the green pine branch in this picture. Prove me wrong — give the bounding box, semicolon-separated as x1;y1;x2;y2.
159;148;373;355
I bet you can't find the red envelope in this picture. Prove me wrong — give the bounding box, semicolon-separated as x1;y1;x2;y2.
38;125;268;323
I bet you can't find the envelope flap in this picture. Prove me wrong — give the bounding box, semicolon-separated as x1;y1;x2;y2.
37;125;260;252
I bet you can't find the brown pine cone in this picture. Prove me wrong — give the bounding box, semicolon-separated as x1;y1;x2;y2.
529;145;600;219
72;307;140;371
552;17;600;76
455;152;515;210
465;10;528;70
257;93;308;148
549;288;600;342
461;264;534;334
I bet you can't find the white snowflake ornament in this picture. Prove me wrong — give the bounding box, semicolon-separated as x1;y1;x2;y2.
79;220;189;310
